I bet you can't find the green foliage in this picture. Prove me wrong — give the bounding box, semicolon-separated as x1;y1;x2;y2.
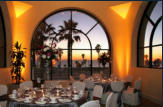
98;52;110;68
10;41;26;84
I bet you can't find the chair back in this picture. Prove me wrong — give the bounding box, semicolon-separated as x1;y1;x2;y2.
80;100;100;107
111;81;124;92
93;85;103;98
85;79;94;89
0;85;8;107
0;85;7;96
72;81;85;91
110;81;124;107
105;92;113;107
134;79;141;90
19;81;33;89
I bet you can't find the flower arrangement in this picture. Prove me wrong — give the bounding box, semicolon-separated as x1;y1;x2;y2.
37;43;59;61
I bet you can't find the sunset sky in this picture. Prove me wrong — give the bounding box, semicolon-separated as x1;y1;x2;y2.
44;2;162;61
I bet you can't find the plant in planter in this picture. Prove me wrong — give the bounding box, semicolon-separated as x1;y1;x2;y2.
10;41;26;84
98;51;111;68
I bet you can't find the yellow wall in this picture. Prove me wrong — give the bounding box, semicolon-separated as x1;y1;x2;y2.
0;1;161;104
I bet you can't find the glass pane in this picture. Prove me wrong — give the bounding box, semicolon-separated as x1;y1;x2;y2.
72;11;97;33
72;33;90;49
144;48;149;67
52;50;68;68
150;1;162;23
52;50;69;80
72;50;91;68
152;46;162;68
46;11;70;33
144;21;153;46
56;40;68;49
88;24;109;49
153;20;162;45
72;50;91;79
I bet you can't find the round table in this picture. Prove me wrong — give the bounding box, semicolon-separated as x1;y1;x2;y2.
7;93;87;107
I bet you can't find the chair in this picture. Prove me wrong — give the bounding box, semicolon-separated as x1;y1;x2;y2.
0;85;8;107
122;79;142;106
85;79;95;100
19;81;33;89
85;79;95;90
110;81;124;107
72;81;85;91
93;85;103;100
44;80;59;89
80;100;101;107
105;92;113;107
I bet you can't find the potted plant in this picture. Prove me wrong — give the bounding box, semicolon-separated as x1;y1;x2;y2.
10;41;26;84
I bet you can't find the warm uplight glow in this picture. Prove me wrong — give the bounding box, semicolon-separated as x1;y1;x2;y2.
13;1;32;18
110;2;132;19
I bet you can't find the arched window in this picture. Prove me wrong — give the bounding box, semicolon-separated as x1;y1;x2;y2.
138;1;162;69
0;7;6;67
31;9;111;80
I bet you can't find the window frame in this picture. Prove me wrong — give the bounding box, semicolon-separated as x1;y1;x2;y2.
0;6;6;67
137;1;162;69
31;9;112;80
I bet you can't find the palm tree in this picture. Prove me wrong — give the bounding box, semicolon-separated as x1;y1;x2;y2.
57;19;82;74
32;21;56;49
81;54;86;67
82;54;85;60
95;44;101;67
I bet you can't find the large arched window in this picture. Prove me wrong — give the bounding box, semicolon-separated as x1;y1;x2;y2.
31;9;111;80
0;6;6;67
138;1;162;69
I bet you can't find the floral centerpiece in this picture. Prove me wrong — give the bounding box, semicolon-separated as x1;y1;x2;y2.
37;43;59;67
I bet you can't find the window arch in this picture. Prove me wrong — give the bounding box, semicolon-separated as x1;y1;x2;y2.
0;6;6;67
31;9;111;80
138;1;162;69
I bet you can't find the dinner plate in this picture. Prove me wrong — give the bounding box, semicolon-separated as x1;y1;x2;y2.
35;101;46;104
14;98;25;102
72;97;80;100
58;98;71;103
9;94;17;99
24;100;32;103
49;101;57;103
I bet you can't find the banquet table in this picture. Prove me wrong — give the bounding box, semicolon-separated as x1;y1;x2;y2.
7;89;87;107
7;100;78;107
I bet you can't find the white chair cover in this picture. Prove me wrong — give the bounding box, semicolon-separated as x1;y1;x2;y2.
93;85;103;98
80;100;101;107
105;92;113;107
19;81;33;89
72;81;85;91
110;81;124;107
122;79;142;106
85;79;95;89
44;80;59;88
0;85;8;107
